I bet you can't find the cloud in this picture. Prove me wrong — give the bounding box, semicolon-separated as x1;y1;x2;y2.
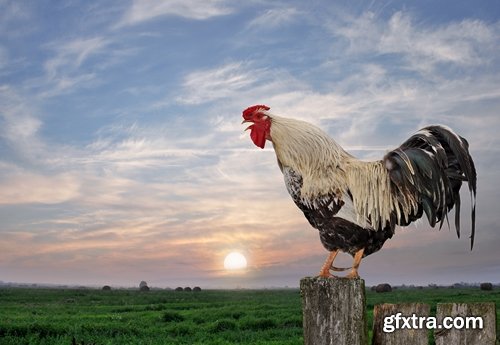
117;0;233;27
48;37;110;70
0;168;79;205
333;11;497;73
44;36;110;80
176;62;269;105
380;13;495;69
246;7;300;30
0;85;44;156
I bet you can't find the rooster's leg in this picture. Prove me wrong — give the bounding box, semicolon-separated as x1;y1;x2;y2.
318;249;340;278
345;248;365;279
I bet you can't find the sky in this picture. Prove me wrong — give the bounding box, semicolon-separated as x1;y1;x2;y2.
0;0;499;289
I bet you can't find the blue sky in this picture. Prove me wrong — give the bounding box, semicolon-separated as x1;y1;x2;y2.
1;0;499;288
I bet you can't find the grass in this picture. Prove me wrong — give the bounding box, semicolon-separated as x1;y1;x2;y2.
0;286;498;344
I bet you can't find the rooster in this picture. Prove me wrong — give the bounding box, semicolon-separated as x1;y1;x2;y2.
242;105;476;279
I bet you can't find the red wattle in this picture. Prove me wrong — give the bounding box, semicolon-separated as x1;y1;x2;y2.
249;120;269;149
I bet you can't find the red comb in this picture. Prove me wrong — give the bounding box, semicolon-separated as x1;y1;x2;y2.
242;105;270;119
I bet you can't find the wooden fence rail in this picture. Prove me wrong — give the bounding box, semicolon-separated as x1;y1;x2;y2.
300;277;497;345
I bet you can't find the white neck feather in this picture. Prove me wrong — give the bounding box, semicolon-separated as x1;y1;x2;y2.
269;114;351;198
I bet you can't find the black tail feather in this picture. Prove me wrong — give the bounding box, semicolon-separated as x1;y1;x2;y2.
454;189;461;239
385;125;477;249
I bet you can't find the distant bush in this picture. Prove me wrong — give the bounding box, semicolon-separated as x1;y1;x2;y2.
162;311;185;323
480;282;493;291
175;287;183;291
184;287;192;292
139;285;150;292
375;283;392;293
193;286;201;292
102;285;111;291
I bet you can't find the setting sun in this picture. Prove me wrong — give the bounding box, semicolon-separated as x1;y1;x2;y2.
223;252;247;270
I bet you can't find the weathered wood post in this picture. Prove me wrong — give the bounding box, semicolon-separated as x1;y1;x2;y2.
372;303;430;345
300;277;367;345
435;303;497;345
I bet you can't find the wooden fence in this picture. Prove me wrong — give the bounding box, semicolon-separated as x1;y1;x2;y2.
300;277;497;345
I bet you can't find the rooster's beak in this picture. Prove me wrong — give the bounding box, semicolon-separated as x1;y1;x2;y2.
242;119;253;131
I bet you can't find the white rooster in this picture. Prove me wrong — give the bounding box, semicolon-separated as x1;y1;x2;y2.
242;105;477;278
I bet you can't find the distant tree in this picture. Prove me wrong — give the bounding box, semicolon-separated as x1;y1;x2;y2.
102;285;111;291
375;283;392;293
139;281;148;289
193;286;201;292
175;287;183;291
140;285;150;292
480;282;493;291
184;287;192;292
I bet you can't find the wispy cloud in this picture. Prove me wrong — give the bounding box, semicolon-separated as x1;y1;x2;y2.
0;85;43;156
333;11;497;73
0;170;79;205
177;62;269;105
37;36;111;95
45;37;110;75
246;7;300;30
117;0;233;27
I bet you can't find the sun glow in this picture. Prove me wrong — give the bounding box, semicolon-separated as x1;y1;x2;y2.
223;252;247;270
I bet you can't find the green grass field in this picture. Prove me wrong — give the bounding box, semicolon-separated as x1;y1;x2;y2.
0;286;498;344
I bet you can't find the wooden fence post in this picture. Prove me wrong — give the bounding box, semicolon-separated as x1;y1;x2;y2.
372;303;430;345
435;303;496;345
300;277;367;345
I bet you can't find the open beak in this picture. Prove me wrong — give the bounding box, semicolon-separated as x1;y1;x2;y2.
242;119;254;131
